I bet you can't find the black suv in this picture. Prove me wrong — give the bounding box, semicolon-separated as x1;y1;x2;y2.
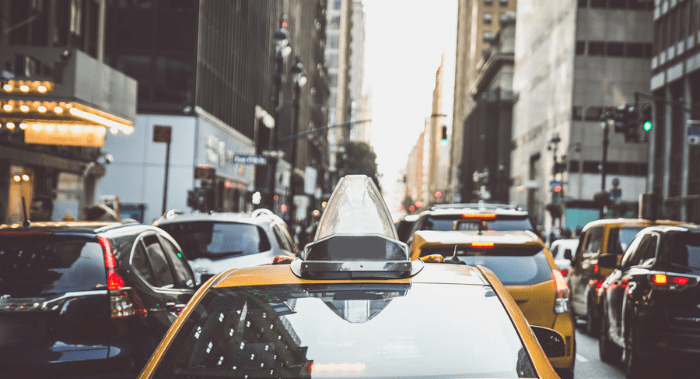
154;209;298;282
598;225;700;378
0;221;197;378
406;202;538;245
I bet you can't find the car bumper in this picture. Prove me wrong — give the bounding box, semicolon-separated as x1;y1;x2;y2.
547;312;576;371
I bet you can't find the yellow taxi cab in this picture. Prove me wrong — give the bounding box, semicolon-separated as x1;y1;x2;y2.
138;176;564;379
411;229;576;379
568;218;693;336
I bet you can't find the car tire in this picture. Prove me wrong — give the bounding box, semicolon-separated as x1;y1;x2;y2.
598;303;622;363
586;302;599;337
624;318;651;379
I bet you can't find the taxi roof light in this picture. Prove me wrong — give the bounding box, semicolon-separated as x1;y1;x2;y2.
291;175;420;280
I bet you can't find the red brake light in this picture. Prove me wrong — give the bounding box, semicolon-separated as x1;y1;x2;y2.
560;268;569;277
99;237;123;291
653;274;667;285
674;277;689;285
593;262;599;273
462;213;497;219
470;242;495;248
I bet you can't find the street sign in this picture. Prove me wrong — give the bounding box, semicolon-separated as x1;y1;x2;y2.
549;180;562;187
262;150;285;159
194;166;215;180
233;154;268;165
687;123;700;145
153;125;172;143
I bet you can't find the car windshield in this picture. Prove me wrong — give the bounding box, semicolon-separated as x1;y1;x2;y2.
159;222;272;259
149;283;535;378
420;246;552;286
608;227;645;255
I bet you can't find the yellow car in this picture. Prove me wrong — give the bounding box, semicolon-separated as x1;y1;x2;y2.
411;229;576;379
138;176;564;379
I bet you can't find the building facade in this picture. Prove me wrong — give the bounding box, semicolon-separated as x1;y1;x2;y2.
511;0;653;230
101;0;328;223
461;13;516;204
449;0;518;203
649;0;700;222
0;0;137;223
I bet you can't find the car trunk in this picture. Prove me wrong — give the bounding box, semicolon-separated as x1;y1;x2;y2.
0;234;111;368
506;282;557;329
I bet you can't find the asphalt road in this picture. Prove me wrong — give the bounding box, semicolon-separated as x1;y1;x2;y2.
573;323;625;379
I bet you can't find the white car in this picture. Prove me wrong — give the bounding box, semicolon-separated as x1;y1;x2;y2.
549;238;578;277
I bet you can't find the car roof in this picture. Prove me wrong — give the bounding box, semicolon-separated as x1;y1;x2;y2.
550;238;579;247
0;221;136;235
580;217;692;232
420;206;529;217
153;209;285;227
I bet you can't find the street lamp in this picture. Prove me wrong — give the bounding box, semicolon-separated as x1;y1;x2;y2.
267;18;292;211
287;56;306;225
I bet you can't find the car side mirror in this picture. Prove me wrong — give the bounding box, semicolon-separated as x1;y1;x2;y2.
531;326;566;358
564;248;572;261
597;253;618;269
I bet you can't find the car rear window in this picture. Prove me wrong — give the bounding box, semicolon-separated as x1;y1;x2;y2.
149;284;535;378
422;215;534;233
159;222;272;259
661;232;700;272
0;236;106;297
420;245;552;285
607;227;645;255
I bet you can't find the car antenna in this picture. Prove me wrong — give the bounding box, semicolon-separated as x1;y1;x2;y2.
21;197;30;227
445;245;465;265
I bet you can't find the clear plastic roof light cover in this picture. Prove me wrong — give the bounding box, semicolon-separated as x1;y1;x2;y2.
314;175;398;241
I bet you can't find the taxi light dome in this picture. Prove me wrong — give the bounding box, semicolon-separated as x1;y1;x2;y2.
314;175;397;241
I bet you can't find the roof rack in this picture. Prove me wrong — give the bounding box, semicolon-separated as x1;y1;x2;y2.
430;202;523;211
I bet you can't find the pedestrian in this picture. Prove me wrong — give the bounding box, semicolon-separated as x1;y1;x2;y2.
30;195;53;221
84;204;119;221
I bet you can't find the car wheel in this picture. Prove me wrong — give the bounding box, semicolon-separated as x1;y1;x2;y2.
598;303;622;363
624;319;651;379
586;301;599;337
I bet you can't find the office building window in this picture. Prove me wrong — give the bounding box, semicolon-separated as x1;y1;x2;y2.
483;13;493;24
590;0;606;8
588;41;605;56
500;0;508;5
576;41;586;55
607;42;624;56
485;0;493;5
330;16;340;29
626;42;644;58
334;0;341;10
578;0;588;7
609;0;626;9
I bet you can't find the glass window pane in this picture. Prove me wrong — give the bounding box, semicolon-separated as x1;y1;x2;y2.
142;236;175;287
607;42;624;56
589;41;605;56
159;236;195;289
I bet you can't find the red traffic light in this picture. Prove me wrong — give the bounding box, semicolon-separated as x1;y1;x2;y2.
554;185;562;193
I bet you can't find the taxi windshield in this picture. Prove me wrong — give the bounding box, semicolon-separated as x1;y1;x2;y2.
149;284;535;379
315;175;397;240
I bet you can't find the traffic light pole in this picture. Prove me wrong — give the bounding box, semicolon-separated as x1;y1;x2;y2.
600;120;609;219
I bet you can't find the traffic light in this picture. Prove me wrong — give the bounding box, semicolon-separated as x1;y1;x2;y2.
552;184;562;201
440;125;448;147
641;103;653;132
611;104;639;142
187;189;198;208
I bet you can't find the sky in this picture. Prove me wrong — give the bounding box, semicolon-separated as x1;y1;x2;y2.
362;0;458;212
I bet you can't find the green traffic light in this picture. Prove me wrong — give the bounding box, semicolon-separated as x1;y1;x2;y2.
643;121;653;132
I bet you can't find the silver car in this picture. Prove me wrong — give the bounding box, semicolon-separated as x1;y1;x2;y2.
549;238;579;277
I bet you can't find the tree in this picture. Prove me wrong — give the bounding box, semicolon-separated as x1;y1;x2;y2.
336;141;381;191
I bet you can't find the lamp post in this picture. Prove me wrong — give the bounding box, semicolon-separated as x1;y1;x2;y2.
287;56;307;225
267;19;292;211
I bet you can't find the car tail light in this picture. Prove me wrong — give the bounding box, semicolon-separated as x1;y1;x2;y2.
552;269;570;314
560;268;569;277
420;254;445;263
470;242;495;248
99;236;147;318
462;213;496;219
648;273;696;291
593;262;599;274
